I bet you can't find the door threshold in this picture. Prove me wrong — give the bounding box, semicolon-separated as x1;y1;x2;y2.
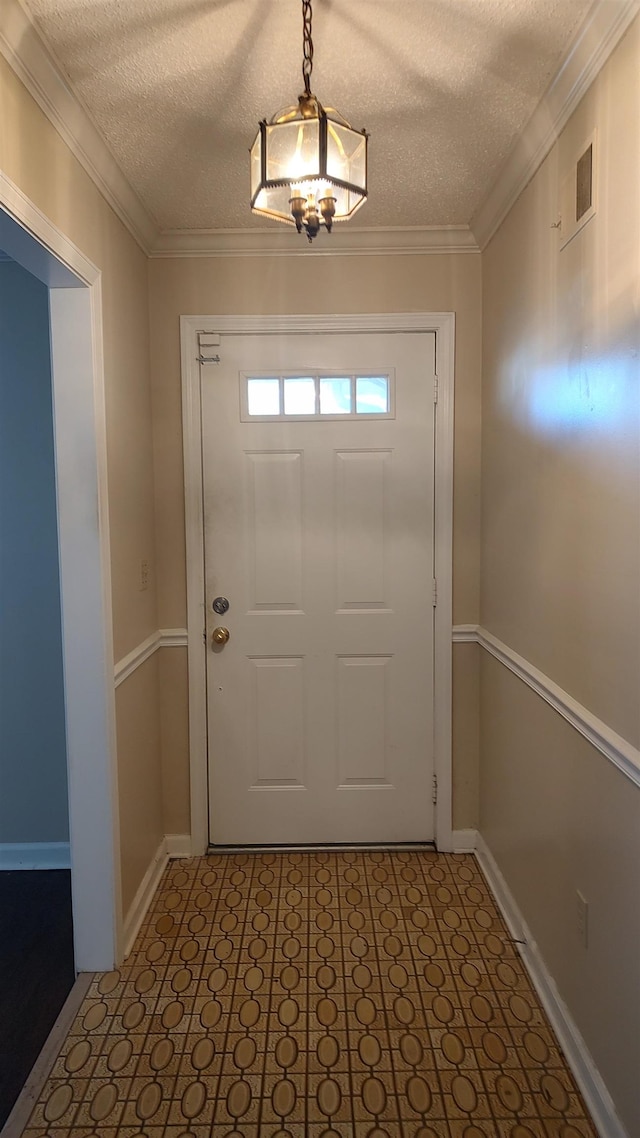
207;841;436;855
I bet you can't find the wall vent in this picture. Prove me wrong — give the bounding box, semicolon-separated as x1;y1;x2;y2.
575;143;593;221
559;129;597;250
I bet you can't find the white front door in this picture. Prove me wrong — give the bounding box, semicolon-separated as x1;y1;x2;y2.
201;330;436;845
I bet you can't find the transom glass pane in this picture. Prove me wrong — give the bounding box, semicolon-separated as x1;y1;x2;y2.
356;376;389;414
284;376;315;415
247;377;280;416
320;377;352;414
244;373;391;420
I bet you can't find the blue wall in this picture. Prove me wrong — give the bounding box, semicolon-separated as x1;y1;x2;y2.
0;259;69;844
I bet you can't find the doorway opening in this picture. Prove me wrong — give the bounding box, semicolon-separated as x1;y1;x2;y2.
0;184;120;1060
0;252;76;1125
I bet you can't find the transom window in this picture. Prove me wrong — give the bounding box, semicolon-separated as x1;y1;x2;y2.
241;372;393;421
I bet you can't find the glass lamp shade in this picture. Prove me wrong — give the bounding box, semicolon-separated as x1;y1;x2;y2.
251;97;368;231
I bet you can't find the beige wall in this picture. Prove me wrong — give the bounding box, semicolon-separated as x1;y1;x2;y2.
480;18;640;1136
480;657;640;1136
0;57;164;917
148;251;483;833
116;657;164;914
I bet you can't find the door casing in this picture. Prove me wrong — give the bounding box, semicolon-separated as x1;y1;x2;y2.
181;312;455;852
0;172;121;969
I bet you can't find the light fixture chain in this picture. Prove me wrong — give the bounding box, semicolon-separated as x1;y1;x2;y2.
302;0;314;95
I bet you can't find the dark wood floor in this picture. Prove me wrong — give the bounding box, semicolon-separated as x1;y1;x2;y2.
0;870;74;1128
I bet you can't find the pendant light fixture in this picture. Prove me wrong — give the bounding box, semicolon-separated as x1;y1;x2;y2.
250;0;369;242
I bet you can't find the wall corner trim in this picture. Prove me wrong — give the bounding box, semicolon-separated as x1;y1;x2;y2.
475;833;630;1138
0;841;71;870
471;0;640;249
452;626;640;790
165;833;193;858
114;628;188;687
452;624;479;643
451;829;477;853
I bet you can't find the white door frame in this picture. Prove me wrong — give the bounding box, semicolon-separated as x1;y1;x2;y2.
0;172;122;969
181;313;455;853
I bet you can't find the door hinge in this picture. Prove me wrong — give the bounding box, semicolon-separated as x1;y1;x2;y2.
432;774;438;805
197;331;221;364
433;375;439;404
432;578;438;607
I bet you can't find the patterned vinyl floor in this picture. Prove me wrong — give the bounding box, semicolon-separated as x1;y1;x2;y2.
22;851;597;1138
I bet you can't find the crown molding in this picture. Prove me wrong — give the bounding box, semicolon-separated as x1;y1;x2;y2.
471;0;640;250
4;0;636;261
0;0;158;254
150;225;479;258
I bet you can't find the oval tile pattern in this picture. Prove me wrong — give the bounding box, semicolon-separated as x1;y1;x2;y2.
65;1039;91;1073
400;1034;423;1067
227;1079;251;1118
182;1081;206;1119
28;851;598;1138
277;1036;300;1068
92;1083;118;1122
317;1078;341;1116
406;1075;431;1114
358;1035;381;1067
314;1037;337;1069
234;1037;256;1070
136;1081;161;1120
192;1037;215;1071
162;1000;184;1029
107;1037;132;1072
44;1084;73;1122
150;1038;174;1071
452;1075;477;1113
272;1078;296;1117
362;1077;387;1115
82;1002;107;1031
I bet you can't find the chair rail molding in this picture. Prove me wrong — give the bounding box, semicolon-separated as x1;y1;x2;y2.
114;629;188;687
452;625;640;790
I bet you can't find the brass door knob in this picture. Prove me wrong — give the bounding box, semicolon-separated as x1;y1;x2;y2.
211;626;230;646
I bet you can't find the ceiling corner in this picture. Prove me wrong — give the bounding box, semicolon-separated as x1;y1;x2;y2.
470;0;640;251
0;0;159;255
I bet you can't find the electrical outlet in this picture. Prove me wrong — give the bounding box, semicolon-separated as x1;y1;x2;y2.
140;558;150;592
576;891;589;948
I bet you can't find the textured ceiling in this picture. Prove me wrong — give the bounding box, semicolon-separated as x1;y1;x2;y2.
22;0;592;232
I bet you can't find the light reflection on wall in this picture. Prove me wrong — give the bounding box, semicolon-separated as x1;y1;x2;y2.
525;352;634;435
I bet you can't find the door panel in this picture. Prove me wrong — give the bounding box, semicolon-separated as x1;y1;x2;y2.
202;331;435;844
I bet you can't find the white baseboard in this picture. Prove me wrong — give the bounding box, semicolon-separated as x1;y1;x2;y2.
122;833;192;958
0;842;71;870
451;828;477;852
165;832;192;858
122;839;168;958
475;833;629;1138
